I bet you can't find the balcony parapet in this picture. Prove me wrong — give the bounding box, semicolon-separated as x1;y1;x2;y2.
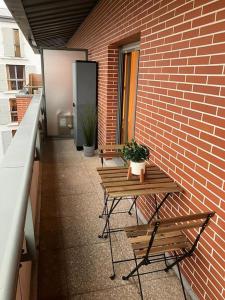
0;91;43;300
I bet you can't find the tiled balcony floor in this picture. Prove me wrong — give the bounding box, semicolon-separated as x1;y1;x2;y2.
38;138;189;300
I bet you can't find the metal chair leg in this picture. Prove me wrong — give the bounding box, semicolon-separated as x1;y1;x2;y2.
134;252;144;300
122;258;145;280
106;202;116;279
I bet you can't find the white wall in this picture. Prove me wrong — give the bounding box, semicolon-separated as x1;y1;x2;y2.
0;97;11;124
0;129;12;162
43;49;86;136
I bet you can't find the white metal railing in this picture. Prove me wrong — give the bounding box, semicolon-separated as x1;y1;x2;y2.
0;91;43;300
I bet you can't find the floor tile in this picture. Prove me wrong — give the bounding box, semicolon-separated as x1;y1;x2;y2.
60;215;110;248
38;249;68;299
40;196;59;218
140;276;190;300
57;193;102;218
64;242;135;295
39;217;63;250
70;285;139;300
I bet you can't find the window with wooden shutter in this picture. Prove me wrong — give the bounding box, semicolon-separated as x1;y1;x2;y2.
2;28;22;57
6;65;25;90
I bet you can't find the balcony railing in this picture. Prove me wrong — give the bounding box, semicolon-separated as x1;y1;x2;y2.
0;91;43;300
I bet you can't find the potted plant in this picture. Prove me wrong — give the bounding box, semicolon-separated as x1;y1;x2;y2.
122;139;150;175
81;106;96;157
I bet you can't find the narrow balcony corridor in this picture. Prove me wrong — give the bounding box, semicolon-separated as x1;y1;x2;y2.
38;139;189;300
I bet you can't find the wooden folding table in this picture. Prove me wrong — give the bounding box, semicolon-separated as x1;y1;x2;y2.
97;164;183;237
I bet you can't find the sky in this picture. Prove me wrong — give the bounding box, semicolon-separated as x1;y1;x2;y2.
0;0;6;8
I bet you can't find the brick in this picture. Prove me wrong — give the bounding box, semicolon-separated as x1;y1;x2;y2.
203;0;225;14
210;54;225;64
188;56;210;65
195;65;223;74
208;75;225;85
184;92;204;102
210;164;225;180
179;66;195;74
214;32;225;43
184;6;201;20
205;95;225;107
186;75;207;84
216;8;225;21
192;13;216;28
190;35;213;47
197;43;225;55
193;85;220;96
182;28;199;39
200;20;225;35
203;114;225;128
189;119;214;134
196;165;223;187
191;102;217;115
179;48;196;57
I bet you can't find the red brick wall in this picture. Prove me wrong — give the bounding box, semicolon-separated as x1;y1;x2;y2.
68;1;225;299
16;96;32;123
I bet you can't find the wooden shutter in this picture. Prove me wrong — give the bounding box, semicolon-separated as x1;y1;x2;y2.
25;65;37;84
14;29;21;57
19;30;25;57
2;28;14;57
0;64;8;91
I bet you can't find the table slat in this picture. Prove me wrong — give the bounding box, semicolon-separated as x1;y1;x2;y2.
97;163;182;197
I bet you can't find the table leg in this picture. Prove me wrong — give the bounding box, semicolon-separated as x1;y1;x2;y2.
134;196;139;225
98;197;121;238
128;196;138;215
148;193;170;224
154;194;159;219
106;201;116;279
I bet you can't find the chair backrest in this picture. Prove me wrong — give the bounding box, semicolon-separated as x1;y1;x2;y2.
145;211;215;257
150;211;215;234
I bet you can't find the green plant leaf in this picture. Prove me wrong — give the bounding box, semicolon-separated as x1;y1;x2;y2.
122;139;150;162
80;105;97;146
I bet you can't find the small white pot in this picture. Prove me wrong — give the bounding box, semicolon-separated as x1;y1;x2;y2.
83;145;95;157
130;160;146;175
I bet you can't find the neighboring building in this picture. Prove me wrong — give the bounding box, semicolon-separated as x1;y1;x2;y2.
0;7;41;161
0;6;41;125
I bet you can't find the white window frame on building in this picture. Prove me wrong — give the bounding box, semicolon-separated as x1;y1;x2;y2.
6;65;25;90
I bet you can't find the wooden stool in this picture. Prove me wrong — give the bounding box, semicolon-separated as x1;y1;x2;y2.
127;166;145;183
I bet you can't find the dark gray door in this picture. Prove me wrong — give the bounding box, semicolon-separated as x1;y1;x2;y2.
73;61;97;148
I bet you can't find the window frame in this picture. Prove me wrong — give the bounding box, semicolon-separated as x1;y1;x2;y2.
6;65;25;91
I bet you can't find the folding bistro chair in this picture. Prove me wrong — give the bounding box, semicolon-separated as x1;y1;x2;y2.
98;144;126;167
122;211;215;300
